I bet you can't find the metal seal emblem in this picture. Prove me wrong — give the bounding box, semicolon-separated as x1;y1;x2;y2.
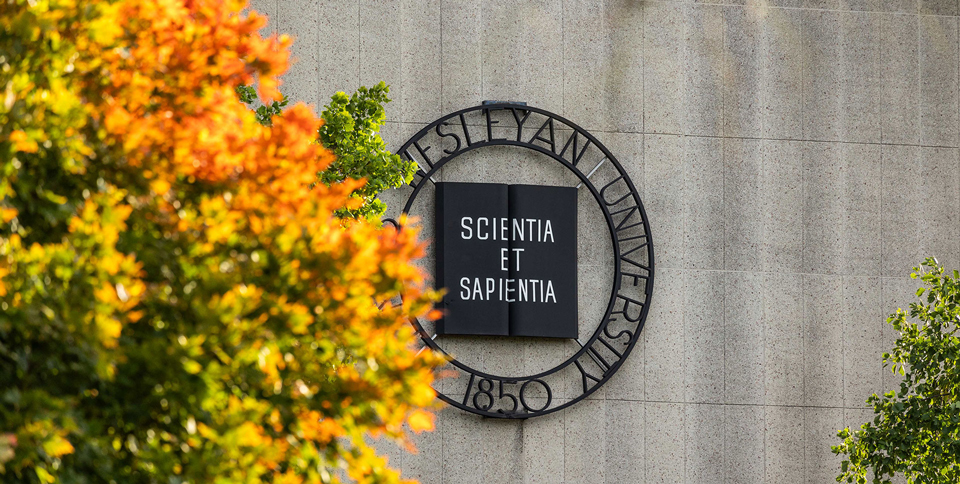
387;104;654;419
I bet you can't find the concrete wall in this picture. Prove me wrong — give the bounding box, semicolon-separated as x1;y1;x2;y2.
255;0;960;482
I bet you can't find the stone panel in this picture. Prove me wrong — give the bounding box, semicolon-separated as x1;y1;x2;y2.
360;0;441;124
683;136;724;270
565;399;606;484
764;273;804;406
481;0;563;114
644;2;686;135
802;142;844;274
684;271;725;404
684;404;724;483
724;406;765;484
802;10;842;142
838;11;882;144
644;134;684;269
839;0;883;11
605;400;644;484
803;274;844;408
839;143;882;276
919;0;959;15
919;15;959;147
646;403;684;484
604;0;645;133
440;0;482;113
562;0;644;133
919;147;960;271
279;0;320;112
441;410;485;484
722;5;763;138
402;419;444;484
605;335;644;401
761;7;803;140
521;411;565;483
802;142;881;276
482;420;523;484
724;272;765;405
842;277;884;408
881;145;960;276
765;405;804;484
317;0;360;99
882;0;918;12
804;407;843;484
881;13;919;145
685;4;725;137
759;139;804;273
881;144;923;277
723;137;763;271
644;268;684;403
249;0;276;33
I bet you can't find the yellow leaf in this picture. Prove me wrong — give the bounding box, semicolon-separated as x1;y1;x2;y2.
410;383;436;406
182;359;202;374
35;467;55;484
236;422;263;447
407;410;435;433
150;178;171;195
101;253;122;275
96;315;122;348
42;434;74;458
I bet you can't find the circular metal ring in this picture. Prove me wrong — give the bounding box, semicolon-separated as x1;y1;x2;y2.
394;104;654;418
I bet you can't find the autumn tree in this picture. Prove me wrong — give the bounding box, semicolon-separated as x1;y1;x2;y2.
834;258;960;483
0;1;442;483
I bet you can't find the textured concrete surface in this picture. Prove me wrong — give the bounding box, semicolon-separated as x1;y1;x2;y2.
261;0;960;481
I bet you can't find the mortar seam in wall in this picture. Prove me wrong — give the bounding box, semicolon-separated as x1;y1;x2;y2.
356;0;360;98
640;6;647;478
879;14;887;396
799;11;807;477
720;4;728;426
439;0;443;183
598;397;876;409
479;3;483;113
842;278;847;414
439;0;443;137
640;0;960;18
560;2;566;480
682;10;689;484
917;10;923;155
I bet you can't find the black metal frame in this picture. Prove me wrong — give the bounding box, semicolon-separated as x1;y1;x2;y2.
389;103;655;419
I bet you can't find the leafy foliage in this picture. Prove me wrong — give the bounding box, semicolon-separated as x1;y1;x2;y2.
236;84;289;127
833;258;960;484
237;82;416;222
0;1;442;483
315;83;416;222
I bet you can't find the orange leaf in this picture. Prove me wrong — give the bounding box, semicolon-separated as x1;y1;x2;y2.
0;208;17;223
8;130;38;153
